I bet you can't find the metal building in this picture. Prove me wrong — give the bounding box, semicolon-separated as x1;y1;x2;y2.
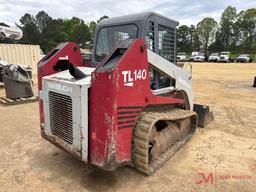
0;44;41;74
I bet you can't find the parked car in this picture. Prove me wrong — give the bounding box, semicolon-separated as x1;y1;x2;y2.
236;54;253;63
208;53;220;62
189;51;199;61
177;52;187;61
219;51;231;62
194;53;205;62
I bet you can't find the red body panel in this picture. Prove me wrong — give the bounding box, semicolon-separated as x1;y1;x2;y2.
89;39;184;169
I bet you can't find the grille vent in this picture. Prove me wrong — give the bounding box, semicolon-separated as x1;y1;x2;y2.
117;106;143;129
49;91;73;144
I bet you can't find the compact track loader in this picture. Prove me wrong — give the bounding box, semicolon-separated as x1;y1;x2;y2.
38;12;210;175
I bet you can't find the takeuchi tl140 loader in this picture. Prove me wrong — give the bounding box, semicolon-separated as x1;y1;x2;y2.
38;12;211;175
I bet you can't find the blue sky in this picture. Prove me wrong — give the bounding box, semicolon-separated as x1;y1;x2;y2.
0;0;255;26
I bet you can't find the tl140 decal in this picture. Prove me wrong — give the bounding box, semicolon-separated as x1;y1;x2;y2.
122;69;147;87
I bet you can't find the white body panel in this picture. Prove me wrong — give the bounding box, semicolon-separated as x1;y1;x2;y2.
147;49;193;110
40;67;94;162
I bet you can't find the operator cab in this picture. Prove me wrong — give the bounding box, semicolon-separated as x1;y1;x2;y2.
92;12;178;89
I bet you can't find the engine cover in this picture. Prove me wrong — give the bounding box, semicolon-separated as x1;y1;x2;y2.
40;67;94;162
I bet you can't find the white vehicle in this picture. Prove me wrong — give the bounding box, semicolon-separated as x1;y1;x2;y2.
190;51;199;61
0;25;23;40
177;52;187;61
236;54;253;63
208;53;220;62
219;51;231;62
194;53;205;62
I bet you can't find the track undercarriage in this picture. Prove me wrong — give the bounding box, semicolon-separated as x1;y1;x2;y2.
133;108;197;175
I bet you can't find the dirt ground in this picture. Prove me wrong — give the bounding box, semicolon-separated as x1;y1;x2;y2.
0;63;256;192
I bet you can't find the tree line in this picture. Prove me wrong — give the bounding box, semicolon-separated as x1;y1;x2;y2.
0;11;108;53
177;6;256;56
0;6;255;56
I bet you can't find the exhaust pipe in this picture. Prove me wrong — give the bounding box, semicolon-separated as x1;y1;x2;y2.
69;64;87;79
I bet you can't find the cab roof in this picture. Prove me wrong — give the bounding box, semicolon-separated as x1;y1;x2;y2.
98;11;179;27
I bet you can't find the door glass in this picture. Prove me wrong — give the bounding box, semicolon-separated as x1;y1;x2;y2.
95;24;138;62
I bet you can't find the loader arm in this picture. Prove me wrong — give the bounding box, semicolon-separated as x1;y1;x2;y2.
147;49;193;110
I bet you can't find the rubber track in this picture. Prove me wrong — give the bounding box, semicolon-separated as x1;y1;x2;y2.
132;108;197;175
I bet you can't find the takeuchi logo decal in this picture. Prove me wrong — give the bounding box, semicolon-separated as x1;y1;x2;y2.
47;82;72;92
122;69;147;87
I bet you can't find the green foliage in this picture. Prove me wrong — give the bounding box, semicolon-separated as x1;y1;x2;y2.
59;17;90;48
208;31;222;52
18;12;61;51
89;21;97;37
196;17;218;56
234;8;256;52
177;25;191;53
177;6;256;56
15;11;105;52
220;6;237;48
176;25;201;54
